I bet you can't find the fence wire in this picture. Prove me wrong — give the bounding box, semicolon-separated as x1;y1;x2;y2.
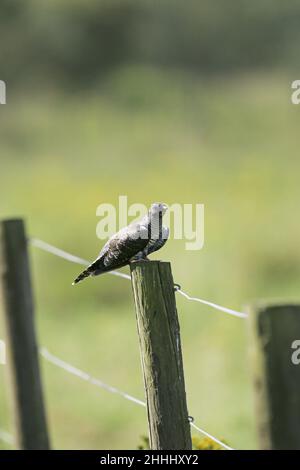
40;347;146;408
0;345;233;450
30;238;131;280
29;238;247;318
40;348;234;450
0;237;241;450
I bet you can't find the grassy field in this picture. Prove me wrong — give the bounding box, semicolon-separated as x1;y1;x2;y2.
1;68;300;449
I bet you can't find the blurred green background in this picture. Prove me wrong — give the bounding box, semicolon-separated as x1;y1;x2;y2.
1;0;300;450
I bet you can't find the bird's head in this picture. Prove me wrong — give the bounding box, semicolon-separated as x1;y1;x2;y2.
149;202;168;217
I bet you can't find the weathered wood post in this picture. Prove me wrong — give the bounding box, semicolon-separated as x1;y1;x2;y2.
248;302;300;450
131;261;192;450
0;219;50;449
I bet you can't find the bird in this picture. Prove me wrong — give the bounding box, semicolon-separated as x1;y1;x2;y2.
132;225;169;261
72;202;169;285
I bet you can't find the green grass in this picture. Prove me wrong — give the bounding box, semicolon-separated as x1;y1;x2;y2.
0;67;299;449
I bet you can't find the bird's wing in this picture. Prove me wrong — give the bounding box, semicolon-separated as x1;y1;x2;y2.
96;223;149;271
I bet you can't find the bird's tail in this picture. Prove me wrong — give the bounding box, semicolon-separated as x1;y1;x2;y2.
72;266;93;285
72;260;106;285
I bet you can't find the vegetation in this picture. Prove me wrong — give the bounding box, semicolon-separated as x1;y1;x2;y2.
0;66;299;449
138;434;226;450
0;0;299;452
1;0;300;87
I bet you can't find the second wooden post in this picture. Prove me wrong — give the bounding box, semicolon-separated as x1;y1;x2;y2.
131;261;192;450
248;302;300;449
0;219;50;449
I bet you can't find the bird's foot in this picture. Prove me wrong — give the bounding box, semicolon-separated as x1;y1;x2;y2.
130;256;150;263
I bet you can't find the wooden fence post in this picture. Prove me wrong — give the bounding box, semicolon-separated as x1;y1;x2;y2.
248;302;300;450
0;219;50;449
131;260;192;450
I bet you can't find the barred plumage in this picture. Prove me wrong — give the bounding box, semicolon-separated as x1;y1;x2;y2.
73;203;168;285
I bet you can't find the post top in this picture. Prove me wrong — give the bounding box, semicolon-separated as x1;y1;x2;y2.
130;260;171;270
131;260;169;265
0;218;24;226
248;301;300;315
